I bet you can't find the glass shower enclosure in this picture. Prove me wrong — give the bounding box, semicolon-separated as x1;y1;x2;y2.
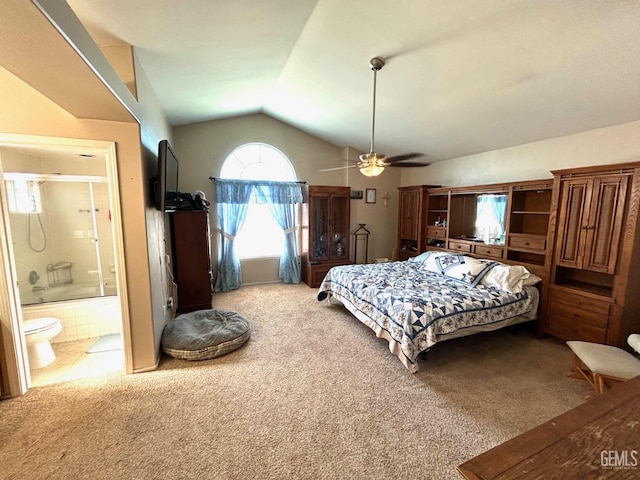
4;173;117;305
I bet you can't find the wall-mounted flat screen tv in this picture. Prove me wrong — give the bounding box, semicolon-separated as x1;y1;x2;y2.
157;139;179;212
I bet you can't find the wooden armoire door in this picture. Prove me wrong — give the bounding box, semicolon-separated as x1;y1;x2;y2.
582;176;627;273
556;175;627;274
399;188;421;242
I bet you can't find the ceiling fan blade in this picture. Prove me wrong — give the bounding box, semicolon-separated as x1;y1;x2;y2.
318;165;358;172
385;152;423;163
388;161;431;168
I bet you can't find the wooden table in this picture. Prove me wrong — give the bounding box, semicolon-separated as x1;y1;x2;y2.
457;375;640;479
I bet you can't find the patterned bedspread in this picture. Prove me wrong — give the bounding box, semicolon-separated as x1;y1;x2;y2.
317;261;535;372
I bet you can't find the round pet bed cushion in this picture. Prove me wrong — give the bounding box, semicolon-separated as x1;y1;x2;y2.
161;309;250;361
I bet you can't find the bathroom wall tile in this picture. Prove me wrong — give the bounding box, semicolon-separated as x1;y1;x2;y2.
24;296;121;343
64;326;77;342
76;324;89;339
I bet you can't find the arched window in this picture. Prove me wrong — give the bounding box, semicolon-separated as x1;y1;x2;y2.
220;143;296;258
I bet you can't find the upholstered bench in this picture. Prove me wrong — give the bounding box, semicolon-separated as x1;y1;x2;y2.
161;309;251;360
567;334;640;394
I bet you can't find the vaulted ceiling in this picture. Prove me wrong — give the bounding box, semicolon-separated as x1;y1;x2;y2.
66;0;640;164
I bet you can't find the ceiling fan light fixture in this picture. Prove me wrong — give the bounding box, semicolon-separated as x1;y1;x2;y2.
360;163;385;177
358;152;386;177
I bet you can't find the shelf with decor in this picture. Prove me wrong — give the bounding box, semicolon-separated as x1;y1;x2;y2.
505;181;554;268
424;190;449;249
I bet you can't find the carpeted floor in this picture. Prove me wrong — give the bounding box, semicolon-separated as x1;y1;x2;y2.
0;283;591;480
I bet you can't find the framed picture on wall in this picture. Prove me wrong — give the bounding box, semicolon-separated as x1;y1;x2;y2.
366;188;377;204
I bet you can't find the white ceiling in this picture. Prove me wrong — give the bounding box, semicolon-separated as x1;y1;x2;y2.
66;0;640;163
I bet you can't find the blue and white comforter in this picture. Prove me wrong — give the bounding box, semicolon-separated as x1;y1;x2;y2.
317;261;535;372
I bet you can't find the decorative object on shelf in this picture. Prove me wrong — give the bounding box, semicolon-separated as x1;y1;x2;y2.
366;188;377;204
382;191;391;207
352;223;371;264
350;189;363;199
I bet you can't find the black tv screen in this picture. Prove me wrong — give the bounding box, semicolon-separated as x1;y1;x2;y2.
158;139;179;212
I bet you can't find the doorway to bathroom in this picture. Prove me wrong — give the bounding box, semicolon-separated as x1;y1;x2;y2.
0;135;131;393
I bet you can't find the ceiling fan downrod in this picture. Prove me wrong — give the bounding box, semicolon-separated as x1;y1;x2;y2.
368;56;385;155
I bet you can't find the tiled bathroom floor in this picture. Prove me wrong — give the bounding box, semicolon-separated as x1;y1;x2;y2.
30;338;124;388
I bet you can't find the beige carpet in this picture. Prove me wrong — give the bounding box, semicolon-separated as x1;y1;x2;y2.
0;283;590;480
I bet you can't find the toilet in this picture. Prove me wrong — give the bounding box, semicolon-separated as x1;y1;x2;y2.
23;317;63;369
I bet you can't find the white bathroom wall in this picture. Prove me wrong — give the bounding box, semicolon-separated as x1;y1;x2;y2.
22;296;121;343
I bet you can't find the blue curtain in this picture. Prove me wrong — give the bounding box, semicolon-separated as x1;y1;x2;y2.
214;180;252;292
255;183;303;283
490;194;507;236
476;194;507;242
214;179;304;291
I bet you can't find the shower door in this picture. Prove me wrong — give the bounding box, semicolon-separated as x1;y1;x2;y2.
5;174;115;304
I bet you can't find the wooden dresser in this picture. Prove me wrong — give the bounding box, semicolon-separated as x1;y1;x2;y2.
170;210;213;313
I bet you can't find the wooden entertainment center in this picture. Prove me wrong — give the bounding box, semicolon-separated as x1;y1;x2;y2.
397;161;640;350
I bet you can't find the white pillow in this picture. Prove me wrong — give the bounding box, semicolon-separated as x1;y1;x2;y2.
522;272;543;286
422;251;454;271
480;264;541;293
407;251;440;264
425;254;497;286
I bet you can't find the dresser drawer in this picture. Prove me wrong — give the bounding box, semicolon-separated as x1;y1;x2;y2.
548;288;613;317
448;241;472;253
473;244;504;259
544;312;608;343
547;302;610;329
426;226;447;238
508;234;546;252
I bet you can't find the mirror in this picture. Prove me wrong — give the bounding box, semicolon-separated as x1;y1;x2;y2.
475;194;507;244
449;193;507;244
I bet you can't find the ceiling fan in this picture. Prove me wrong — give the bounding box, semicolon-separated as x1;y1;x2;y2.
321;56;430;177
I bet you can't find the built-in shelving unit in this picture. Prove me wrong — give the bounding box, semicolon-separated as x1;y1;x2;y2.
506;182;553;267
398;179;555;322
544;162;640;348
413;180;555;275
425;191;449;249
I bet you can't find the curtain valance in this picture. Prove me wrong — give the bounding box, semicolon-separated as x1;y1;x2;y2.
212;178;305;205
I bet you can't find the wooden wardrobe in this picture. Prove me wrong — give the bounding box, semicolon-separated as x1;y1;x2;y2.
544;162;640;349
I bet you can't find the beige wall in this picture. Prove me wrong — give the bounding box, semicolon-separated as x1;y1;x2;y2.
0;66;160;372
0;0;173;377
173;114;402;284
131;53;174;362
402;120;640;187
175;114;640;285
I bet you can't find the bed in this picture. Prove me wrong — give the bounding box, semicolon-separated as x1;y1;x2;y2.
317;251;541;373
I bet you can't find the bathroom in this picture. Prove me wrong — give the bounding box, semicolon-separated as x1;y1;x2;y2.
0;143;124;386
